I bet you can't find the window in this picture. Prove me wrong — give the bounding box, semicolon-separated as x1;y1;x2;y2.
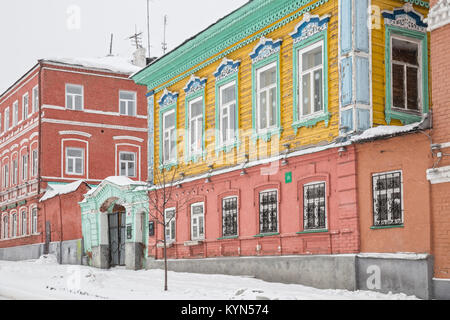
31;207;37;234
188;97;203;156
256;62;277;131
164;208;176;243
66;147;84;175
372;171;403;226
22;93;29;120
259;190;278;234
32;149;38;176
119;152;136;177
119;91;136;116
222;196;238;237
298;41;324;118
32;86;39;113
13;101;18;126
303;182;326;230
218;82;237;146
65;84;83;110
4;107;9;132
391;36;420;112
12;159;18;185
2;216;8;239
21;154;28;181
162;110;176;164
3;164;8;188
11;213;17;238
190;202;204;240
21;210;27;236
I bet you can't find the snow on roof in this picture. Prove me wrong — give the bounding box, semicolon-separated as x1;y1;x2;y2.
104;176;147;187
350;122;421;142
43;55;142;75
40;180;87;202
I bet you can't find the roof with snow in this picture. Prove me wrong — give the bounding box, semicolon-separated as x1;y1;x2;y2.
349;122;422;143
40;180;89;202
42;55;142;75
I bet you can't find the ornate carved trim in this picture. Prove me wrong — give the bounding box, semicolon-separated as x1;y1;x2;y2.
183;75;207;95
425;0;450;31
382;3;428;33
249;37;283;64
290;13;330;43
158;88;178;108
214;58;241;81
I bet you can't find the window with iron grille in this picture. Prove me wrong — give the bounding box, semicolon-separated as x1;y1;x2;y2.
303;182;326;230
259;190;278;234
222;196;238;237
372;171;403;226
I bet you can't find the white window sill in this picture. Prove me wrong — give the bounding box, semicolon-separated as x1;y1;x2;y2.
184;240;203;246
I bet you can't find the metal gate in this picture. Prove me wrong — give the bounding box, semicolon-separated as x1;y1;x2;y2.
108;211;126;266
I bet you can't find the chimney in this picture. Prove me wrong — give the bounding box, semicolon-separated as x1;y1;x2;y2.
132;47;147;67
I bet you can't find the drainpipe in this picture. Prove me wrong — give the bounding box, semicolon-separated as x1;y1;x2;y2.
58;193;64;264
37;61;43;245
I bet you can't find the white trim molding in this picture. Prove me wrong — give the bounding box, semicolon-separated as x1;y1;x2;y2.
427;165;450;184
112;136;144;143
426;0;450;31
59;130;92;138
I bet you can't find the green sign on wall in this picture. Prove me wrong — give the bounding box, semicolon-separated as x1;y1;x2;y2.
285;171;292;184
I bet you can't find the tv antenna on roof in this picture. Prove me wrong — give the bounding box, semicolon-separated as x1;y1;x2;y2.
127;25;143;49
107;33;114;56
162;15;168;54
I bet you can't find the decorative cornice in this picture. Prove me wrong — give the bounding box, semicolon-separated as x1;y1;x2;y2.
214;58;241;81
183;75;207;95
158;89;179;108
427;165;450;184
132;0;330;92
58;130;92;138
425;0;450;31
249;37;283;64
290;13;330;43
382;3;428;33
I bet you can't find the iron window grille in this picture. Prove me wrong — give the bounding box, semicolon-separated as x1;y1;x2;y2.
222;196;238;237
303;182;326;230
259;190;278;234
372;171;403;226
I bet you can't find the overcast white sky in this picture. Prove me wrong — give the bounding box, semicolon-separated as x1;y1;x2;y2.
0;0;249;93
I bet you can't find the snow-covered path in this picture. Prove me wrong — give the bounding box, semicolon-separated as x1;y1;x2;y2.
0;255;419;300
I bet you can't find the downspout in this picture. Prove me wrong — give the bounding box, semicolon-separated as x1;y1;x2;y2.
37;61;44;243
58;194;64;264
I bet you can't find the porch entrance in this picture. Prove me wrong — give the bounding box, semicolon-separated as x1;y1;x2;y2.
108;205;126;266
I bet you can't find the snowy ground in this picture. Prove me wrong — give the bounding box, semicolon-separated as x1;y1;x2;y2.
0;255;419;300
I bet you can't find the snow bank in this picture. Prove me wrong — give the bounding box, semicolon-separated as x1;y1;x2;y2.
40;180;86;202
44;55;142;75
34;254;58;265
357;252;429;260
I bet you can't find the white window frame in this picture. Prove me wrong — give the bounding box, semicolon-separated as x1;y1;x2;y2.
164;207;176;243
12;101;18;126
22;92;29;121
12;159;18;185
31;207;38;234
190;202;205;241
256;62;278;132
119;90;137;116
65;147;84;175
20;209;27;236
218;81;237;146
2;215;8;239
11;212;17;238
4;107;9;132
119;151;136;177
21;154;28;181
32;149;38;177
298;40;325;119
32;85;39;113
162;109;176;163
188;96;204;157
390;34;422;113
65;84;84;110
3;164;9;188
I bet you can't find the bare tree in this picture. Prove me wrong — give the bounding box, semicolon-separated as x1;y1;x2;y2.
147;163;190;291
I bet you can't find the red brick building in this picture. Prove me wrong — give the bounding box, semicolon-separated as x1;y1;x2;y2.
0;55;148;263
425;0;450;299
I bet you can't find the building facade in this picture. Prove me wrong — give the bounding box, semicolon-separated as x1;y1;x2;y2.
127;0;438;298
0;56;148;263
